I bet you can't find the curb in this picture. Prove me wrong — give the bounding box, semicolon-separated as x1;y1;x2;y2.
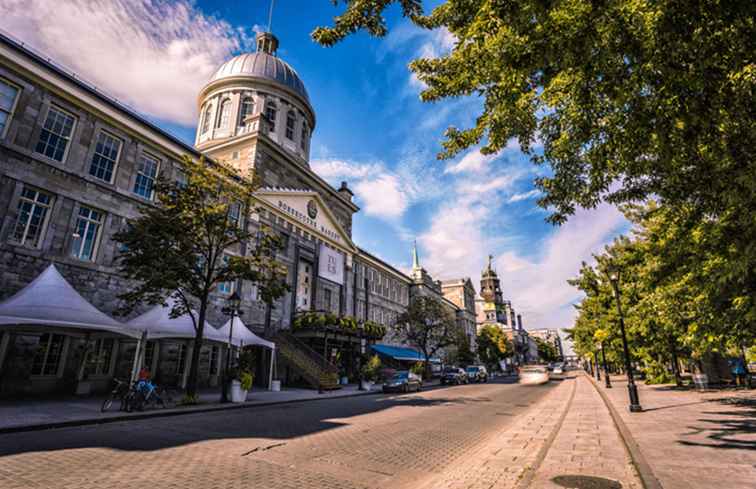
586;373;664;489
0;382;450;435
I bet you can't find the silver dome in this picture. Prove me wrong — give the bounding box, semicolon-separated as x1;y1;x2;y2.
208;52;310;104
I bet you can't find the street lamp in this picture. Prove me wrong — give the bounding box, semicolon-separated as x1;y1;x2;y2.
608;269;642;412
357;323;366;391
594;348;601;381
220;291;243;403
599;342;611;388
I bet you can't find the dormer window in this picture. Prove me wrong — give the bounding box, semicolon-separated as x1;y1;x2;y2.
217;99;231;129
285;110;296;140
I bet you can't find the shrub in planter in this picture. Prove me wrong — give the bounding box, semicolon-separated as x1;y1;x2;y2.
410;362;425;377
239;371;254;391
361;354;381;382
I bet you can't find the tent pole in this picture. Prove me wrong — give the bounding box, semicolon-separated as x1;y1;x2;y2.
130;331;147;384
268;348;275;390
0;332;10;372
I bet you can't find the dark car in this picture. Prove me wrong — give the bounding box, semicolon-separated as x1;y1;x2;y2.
465;365;489;383
441;367;468;385
382;371;423;393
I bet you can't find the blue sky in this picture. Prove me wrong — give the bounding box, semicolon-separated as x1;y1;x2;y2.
2;0;629;341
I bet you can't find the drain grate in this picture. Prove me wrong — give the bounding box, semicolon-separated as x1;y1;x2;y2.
552;475;622;489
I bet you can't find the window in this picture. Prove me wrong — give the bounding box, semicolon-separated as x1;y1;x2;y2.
324;288;332;311
239;97;254;126
218;255;235;294
12;187;52;248
89;338;114;375
265;101;277;132
89;131;121;182
285;110;296;140
175;343;187;375
0;78;20;137
228;201;242;227
31;333;65;376
201;105;212;134
35;105;76;162
71;205;103;262
300;121;308;150
133;153;159;199
217;99;231;129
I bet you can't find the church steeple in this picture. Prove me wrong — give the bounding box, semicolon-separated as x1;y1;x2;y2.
412;240;420;270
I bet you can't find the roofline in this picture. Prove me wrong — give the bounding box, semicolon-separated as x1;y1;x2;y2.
356;247;412;284
0;29;201;159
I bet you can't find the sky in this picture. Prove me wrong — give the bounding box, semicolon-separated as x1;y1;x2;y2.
0;0;630;351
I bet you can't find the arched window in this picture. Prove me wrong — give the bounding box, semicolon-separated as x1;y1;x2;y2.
265;101;277;133
216;99;231;129
200;105;212;134
285;111;296;140
300;120;309;150
238;97;254;126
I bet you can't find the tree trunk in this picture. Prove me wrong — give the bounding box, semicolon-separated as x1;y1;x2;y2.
185;297;208;399
422;347;431;381
669;338;682;387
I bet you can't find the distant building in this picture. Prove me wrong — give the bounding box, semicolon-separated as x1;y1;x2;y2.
529;328;565;359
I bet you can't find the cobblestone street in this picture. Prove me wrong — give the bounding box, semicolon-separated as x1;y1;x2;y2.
0;379;557;489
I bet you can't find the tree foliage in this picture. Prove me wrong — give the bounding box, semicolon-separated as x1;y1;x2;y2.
535;337;560;363
396;295;458;376
115;156;289;397
315;1;754;227
476;324;512;371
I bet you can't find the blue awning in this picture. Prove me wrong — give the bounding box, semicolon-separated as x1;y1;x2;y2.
371;344;441;364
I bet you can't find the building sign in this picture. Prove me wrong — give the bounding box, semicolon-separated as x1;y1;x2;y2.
318;244;344;285
262;195;343;243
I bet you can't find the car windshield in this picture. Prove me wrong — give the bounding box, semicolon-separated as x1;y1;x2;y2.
466;367;478;373
523;367;547;373
391;372;409;380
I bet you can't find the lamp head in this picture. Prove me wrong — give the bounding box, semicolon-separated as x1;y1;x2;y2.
228;291;241;310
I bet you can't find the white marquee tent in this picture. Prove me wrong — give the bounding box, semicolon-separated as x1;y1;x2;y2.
216;316;276;389
0;264;138;338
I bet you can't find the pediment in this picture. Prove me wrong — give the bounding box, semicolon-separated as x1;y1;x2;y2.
255;188;355;253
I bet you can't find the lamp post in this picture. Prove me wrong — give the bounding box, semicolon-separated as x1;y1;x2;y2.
357;323;366;391
599;342;612;388
593;349;601;381
221;291;243;403
608;270;642;412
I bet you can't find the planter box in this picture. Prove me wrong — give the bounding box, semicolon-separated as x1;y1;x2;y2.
360;380;373;391
229;380;248;403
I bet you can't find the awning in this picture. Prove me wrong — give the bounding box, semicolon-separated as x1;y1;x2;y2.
126;296;217;340
0;264;139;338
371;344;441;364
214;317;275;349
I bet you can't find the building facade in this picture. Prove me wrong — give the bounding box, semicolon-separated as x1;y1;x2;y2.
0;30;482;396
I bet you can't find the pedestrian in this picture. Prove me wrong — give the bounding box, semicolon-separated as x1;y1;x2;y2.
729;357;746;387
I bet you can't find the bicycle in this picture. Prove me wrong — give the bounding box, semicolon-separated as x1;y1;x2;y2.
101;378;133;413
127;381;176;412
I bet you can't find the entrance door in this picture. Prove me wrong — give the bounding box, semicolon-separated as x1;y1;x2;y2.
296;260;312;311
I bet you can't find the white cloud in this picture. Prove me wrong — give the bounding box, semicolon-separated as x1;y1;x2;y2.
445;149;497;174
508;189;542;203
311;156;442;221
0;0;249;126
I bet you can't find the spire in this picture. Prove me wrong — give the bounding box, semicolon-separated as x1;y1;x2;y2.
412;240;420;270
487;254;493;271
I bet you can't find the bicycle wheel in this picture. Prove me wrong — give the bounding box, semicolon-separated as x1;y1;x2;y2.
101;397;114;413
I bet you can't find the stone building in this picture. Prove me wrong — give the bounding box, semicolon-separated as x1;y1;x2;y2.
528;328;564;359
0;30;482;396
440;278;477;352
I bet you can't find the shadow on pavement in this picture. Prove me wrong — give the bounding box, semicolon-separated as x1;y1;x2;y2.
678;396;756;451
0;377;550;457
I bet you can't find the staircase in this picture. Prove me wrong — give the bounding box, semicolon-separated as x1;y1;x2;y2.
273;331;341;391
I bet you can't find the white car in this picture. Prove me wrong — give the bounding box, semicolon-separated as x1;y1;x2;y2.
519;366;550;385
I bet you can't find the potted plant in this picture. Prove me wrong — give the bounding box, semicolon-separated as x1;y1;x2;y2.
360;354;381;390
230;369;253;403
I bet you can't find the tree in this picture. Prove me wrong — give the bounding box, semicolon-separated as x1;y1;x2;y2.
115;156;289;399
395;296;458;378
453;331;476;366
314;1;754;226
476;325;512;372
535;338;559;364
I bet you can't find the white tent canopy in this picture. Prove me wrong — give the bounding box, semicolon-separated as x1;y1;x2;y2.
0;264;138;338
215;317;275;350
126;296;217;340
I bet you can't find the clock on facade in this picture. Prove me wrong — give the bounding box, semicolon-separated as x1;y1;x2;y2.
307;199;318;219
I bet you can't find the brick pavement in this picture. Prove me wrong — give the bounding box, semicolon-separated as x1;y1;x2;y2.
600;375;756;489
0;379;554;489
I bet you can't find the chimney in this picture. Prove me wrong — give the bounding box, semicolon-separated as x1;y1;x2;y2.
338;181;354;202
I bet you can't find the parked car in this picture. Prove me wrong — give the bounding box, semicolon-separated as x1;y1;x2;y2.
465;365;489;383
441;367;468;385
519;365;550;385
550;363;565;379
383;371;423;393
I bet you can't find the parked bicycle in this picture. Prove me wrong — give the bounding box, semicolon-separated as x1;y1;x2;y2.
101;377;134;413
127;380;175;412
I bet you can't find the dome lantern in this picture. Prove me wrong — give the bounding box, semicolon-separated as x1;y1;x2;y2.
256;31;279;55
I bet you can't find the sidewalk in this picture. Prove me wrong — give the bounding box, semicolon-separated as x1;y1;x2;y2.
0;383;387;433
598;375;756;489
424;373;643;489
